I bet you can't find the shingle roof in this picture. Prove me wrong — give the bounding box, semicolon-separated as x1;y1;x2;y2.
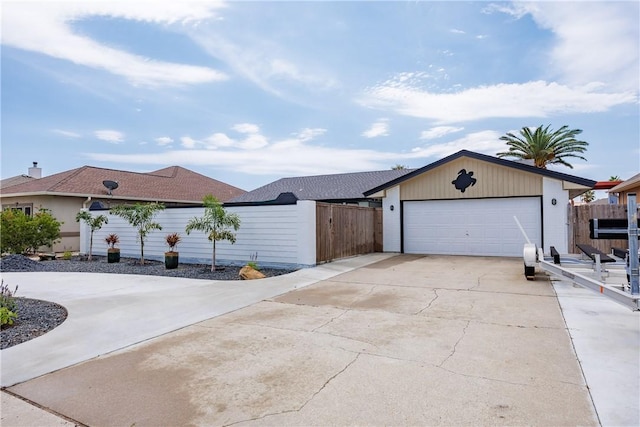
229;169;415;204
0;175;36;189
0;166;246;203
364;150;597;196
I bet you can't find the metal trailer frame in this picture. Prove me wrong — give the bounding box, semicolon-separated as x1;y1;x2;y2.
531;193;640;311
538;259;640;311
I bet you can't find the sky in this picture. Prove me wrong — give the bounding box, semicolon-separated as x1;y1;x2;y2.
1;0;639;193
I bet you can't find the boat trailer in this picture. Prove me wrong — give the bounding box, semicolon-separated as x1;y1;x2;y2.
521;193;640;312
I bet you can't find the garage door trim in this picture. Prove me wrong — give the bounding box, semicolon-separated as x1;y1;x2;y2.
400;195;543;256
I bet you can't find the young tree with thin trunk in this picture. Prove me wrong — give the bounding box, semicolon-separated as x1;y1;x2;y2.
75;210;108;261
110;203;165;265
185;195;240;272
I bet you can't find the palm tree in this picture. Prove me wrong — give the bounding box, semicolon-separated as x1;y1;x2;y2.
185;195;240;272
581;190;595;204
496;125;588;169
75;210;108;261
110;202;165;265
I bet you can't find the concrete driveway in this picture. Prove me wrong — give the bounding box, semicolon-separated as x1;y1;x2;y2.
1;255;605;426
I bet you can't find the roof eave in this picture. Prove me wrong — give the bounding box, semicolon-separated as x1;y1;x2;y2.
363;150;597;196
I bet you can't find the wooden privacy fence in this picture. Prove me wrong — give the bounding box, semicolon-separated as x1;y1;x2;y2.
316;203;382;263
569;204;628;254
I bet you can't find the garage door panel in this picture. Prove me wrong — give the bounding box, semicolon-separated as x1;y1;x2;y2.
403;198;541;257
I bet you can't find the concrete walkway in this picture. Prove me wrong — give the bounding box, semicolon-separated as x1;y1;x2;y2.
552;276;640;427
1;254;637;426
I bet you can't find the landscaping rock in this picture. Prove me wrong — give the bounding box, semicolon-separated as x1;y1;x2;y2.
239;265;266;280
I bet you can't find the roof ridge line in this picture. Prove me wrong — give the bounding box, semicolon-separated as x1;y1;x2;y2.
48;166;87;191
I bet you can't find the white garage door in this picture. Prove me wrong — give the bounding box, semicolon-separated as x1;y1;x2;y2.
403;197;541;257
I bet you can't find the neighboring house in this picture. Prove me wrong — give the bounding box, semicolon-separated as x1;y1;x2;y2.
364;150;596;257
0;162;41;192
609;173;640;205
0;164;246;252
227;169;414;207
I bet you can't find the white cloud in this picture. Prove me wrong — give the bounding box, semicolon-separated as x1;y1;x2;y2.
238;133;269;150
94;130;124;143
190;26;337;100
362;119;389;138
188;123;272;150
360;77;636;124
232;123;260;134
181;136;197;149
2;2;228;87
83;126;507;177
203;133;235;149
491;1;639;93
155;137;173;146
420;126;464;140
410;131;505;159
450;29;465;34
51;129;81;138
295;128;327;142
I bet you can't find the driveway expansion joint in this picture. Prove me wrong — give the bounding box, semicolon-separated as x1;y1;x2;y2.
2;389;87;427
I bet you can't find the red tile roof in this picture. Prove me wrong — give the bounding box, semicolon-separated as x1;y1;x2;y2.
0;166;245;203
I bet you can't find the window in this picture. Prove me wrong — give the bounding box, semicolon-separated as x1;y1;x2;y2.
2;203;33;216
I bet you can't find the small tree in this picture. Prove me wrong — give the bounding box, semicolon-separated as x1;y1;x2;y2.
75;210;108;261
391;164;407;170
110;202;165;265
0;208;61;254
581;190;596;204
185;195;240;272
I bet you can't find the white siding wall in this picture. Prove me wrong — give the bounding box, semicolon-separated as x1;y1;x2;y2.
80;202;317;268
542;177;570;253
383;186;401;252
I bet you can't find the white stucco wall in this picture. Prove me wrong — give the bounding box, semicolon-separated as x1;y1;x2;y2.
542;177;570;253
382;186;401;252
80;202;317;268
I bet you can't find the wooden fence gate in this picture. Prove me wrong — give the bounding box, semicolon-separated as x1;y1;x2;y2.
316;203;382;263
568;204;629;254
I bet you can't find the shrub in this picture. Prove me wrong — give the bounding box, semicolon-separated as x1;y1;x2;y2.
0;280;18;327
105;234;119;249
165;233;181;252
0;208;62;254
63;250;73;260
247;252;260;271
0;307;17;327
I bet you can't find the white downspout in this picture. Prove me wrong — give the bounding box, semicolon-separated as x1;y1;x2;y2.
82;197;92;209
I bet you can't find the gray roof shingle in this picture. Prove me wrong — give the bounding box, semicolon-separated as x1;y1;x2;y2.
229;169;414;203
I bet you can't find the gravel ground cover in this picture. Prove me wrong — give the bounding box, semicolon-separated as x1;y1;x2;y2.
0;254;297;349
1;298;67;350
